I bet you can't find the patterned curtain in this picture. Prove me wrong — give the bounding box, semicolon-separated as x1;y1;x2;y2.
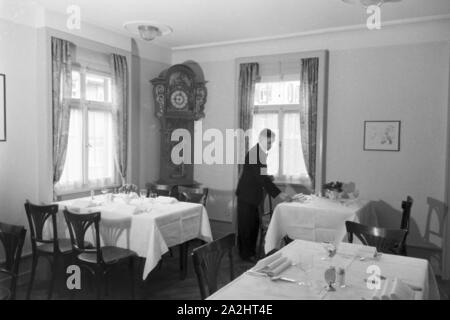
238;63;259;174
299;58;319;190
111;54;129;185
52;37;74;193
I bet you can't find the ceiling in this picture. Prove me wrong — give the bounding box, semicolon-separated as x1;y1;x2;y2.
13;0;450;48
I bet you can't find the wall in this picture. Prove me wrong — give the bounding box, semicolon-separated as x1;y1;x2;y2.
0;19;39;256
131;41;170;189
326;42;449;247
0;13;171;259
173;19;450;250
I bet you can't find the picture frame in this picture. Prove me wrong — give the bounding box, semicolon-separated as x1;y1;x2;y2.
0;73;5;141
364;120;401;151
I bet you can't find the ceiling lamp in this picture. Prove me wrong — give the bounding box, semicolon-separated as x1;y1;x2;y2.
342;0;401;6
123;21;172;41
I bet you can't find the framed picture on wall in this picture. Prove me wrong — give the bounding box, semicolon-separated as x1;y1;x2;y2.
0;74;5;141
364;121;401;151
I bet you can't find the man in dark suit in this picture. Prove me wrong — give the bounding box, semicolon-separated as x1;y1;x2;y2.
235;128;289;262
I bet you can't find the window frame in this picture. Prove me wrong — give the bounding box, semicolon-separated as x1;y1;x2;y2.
57;65;118;194
235;50;329;194
253;104;309;184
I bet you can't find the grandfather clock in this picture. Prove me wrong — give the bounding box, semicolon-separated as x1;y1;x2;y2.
151;63;207;186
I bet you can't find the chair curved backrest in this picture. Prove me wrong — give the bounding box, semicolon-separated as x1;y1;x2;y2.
63;209;103;263
178;186;209;207
24;200;59;252
192;233;235;299
400;196;413;232
0;222;26;299
345;221;407;255
146;183;174;197
100;217;132;248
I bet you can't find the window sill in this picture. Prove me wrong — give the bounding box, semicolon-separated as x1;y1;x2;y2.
55;184;121;199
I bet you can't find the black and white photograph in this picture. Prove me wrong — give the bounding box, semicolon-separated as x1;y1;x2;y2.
0;74;5;141
0;0;450;306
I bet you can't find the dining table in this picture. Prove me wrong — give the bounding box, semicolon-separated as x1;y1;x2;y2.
264;196;378;253
208;239;440;300
48;193;213;280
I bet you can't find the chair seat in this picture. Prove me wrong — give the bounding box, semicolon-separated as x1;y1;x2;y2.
37;238;91;254
0;285;10;300
78;246;136;264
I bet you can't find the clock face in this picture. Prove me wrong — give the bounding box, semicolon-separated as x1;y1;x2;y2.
170;90;188;110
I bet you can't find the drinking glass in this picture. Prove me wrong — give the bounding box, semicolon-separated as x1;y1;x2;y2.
299;253;314;286
320;242;337;261
140;189;147;199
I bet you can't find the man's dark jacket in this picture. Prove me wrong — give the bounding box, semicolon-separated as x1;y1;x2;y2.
235;143;281;206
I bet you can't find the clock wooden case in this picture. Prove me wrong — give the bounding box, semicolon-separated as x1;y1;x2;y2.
151;63;207;186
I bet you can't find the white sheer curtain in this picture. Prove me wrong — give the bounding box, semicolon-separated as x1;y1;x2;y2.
282;112;309;183
251;113;279;176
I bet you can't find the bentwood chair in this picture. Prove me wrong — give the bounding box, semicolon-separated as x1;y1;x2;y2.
146;183;175;197
257;191;273;258
176;186;209;279
345;221;407;255
192;233;235;299
177;186;209;207
63;209;137;299
399;196;413;255
0;222;26;300
24;200;85;299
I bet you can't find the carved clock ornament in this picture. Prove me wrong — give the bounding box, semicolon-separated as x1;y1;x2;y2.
150;63;207;186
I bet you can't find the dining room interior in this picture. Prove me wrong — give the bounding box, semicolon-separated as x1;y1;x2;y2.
1;0;450;302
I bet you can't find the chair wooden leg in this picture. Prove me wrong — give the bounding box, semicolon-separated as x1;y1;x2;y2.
257;228;264;259
47;256;58;300
26;253;38;300
95;271;103;300
179;242;189;280
129;258;135;299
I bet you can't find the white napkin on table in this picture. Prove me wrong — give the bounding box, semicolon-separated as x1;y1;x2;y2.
71;199;96;209
252;252;292;277
372;278;415;300
154;196;178;204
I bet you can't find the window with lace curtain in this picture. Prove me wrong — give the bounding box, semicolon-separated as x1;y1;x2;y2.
251;80;310;184
55;66;117;192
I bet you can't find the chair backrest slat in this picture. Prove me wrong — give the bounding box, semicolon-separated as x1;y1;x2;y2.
146;183;174;197
24;201;59;248
100;217;132;247
63;209;102;263
192;233;235;299
345;221;407;255
178;186;209;207
400;196;413;232
0;222;26;299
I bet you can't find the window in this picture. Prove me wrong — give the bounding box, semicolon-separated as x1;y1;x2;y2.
56;67;116;192
252;80;310;184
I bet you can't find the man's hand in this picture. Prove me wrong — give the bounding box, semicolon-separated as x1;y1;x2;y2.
278;192;292;202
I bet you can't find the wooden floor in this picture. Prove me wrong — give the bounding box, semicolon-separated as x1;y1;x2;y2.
14;241;253;300
12;220;450;300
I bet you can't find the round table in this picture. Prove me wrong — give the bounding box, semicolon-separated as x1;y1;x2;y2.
0;286;10;300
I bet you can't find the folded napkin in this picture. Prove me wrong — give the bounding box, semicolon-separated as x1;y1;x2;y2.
101;203;138;216
356;245;378;260
291;193;311;203
372;278;415;300
71;199;96;209
154;196;178;204
253;252;292;277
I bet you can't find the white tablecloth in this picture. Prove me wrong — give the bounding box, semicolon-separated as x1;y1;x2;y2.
264;197;378;253
209;240;440;300
50;195;213;279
